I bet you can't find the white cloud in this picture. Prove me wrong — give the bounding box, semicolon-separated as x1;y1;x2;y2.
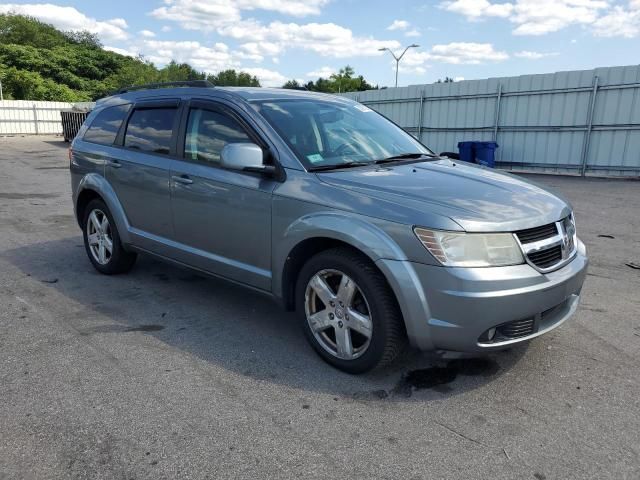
441;0;611;36
592;2;640;38
0;3;129;41
139;29;156;38
217;20;401;58
441;0;513;18
151;1;399;59
427;42;509;63
511;0;608;35
104;45;138;57
392;42;506;75
398;63;428;74
112;39;286;85
514;50;559;59
387;19;410;30
306;66;336;77
151;0;329;30
139;40;239;72
405;29;421;37
237;41;282;62
454;76;466;81
240;67;288;87
161;25;172;32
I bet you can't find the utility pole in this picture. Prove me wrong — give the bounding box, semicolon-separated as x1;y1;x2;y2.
379;44;420;88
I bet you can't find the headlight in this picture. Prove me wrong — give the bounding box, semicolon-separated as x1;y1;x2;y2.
414;228;524;267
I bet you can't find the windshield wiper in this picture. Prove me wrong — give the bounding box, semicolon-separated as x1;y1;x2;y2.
374;152;438;164
308;161;370;172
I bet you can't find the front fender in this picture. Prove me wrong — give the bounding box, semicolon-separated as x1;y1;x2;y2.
272;211;407;299
76;173;132;245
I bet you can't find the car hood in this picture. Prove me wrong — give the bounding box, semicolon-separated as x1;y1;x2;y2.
315;159;572;232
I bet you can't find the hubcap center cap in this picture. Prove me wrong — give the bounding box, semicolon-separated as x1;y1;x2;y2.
334;306;345;320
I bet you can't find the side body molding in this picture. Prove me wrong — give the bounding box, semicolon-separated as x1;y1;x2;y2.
75;173;132;245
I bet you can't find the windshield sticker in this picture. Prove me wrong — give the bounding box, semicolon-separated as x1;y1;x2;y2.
354;104;373;112
307;154;324;164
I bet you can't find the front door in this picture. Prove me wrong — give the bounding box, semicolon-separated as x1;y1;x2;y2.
169;100;276;291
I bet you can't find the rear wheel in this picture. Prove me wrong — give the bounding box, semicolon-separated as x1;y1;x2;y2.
82;199;136;274
296;247;406;373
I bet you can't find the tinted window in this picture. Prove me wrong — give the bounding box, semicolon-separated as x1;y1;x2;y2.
124;108;177;155
184;108;251;164
254;100;431;169
83;104;129;145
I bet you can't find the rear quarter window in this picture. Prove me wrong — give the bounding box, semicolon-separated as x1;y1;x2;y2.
83;104;130;146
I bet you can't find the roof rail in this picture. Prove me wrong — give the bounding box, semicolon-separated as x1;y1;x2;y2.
116;80;214;94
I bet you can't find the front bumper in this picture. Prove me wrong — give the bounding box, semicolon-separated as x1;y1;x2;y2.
376;239;588;352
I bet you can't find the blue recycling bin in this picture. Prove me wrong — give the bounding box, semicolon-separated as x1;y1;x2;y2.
474;141;498;168
457;141;475;164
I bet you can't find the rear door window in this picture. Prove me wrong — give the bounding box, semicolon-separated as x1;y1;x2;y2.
124;107;178;155
83;104;130;145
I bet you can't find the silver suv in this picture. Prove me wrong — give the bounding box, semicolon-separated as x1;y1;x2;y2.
70;81;588;373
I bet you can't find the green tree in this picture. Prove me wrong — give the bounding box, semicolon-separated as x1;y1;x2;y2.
329;66;355;93
304;66;377;93
282;79;303;89
158;61;206;82
0;14;264;101
0;13;69;49
2;67;83;101
64;30;102;49
208;69;260;87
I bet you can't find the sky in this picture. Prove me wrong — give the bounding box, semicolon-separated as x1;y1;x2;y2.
1;0;639;87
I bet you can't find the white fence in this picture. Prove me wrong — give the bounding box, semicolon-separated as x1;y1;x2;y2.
0;100;73;135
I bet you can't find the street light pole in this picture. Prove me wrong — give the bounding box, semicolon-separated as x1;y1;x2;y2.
379;44;420;88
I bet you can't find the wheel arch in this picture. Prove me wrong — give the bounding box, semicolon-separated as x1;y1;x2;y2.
75;188;101;227
75;174;131;244
275;212;407;311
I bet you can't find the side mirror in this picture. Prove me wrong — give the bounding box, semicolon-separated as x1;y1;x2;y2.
220;143;264;171
220;142;281;179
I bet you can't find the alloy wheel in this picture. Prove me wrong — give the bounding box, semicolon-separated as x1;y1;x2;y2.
304;269;373;360
86;208;113;265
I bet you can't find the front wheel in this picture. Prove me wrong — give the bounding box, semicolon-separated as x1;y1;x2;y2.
82;198;136;274
296;247;406;373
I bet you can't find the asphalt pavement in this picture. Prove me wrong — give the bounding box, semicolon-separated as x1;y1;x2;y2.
0;136;639;479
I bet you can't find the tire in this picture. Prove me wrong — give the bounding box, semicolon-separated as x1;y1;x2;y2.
296;247;406;373
82;198;136;274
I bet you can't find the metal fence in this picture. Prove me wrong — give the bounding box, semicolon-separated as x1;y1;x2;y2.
60;110;90;142
343;65;640;177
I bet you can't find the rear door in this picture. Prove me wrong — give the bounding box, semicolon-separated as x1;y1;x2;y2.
106;99;180;244
169;99;277;291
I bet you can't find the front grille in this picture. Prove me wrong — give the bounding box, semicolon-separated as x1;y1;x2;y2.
528;245;563;268
496;317;535;339
515;222;557;244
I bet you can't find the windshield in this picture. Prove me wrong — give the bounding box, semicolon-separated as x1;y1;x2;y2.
252;99;434;170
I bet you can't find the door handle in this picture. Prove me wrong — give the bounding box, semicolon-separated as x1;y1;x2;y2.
172;174;193;185
106;160;122;169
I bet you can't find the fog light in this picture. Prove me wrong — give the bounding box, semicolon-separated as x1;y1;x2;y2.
487;328;496;340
